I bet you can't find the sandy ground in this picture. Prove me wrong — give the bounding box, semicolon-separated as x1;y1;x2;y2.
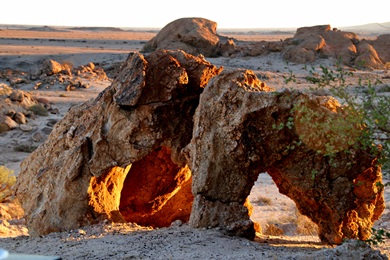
0;28;389;259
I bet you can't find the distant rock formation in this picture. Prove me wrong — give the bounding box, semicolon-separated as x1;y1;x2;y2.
15;50;384;245
280;25;389;69
142;17;229;57
143;18;390;69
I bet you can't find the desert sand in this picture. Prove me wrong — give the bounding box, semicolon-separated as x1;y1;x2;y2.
0;27;389;259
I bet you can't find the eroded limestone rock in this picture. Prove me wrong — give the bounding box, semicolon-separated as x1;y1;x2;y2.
15;50;222;236
187;70;384;244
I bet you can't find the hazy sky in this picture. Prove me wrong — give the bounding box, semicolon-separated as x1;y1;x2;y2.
1;0;389;29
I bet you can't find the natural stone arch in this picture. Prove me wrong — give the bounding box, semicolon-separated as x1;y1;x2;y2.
15;50;222;236
14;49;384;246
187;70;384;245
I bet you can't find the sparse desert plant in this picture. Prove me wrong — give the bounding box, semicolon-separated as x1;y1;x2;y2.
28;104;48;116
364;228;390;246
283;61;390;172
264;223;284;236
252;196;272;206
0;166;16;202
295;210;318;235
284;61;390;241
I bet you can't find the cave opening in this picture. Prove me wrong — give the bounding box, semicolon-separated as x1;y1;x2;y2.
88;146;193;228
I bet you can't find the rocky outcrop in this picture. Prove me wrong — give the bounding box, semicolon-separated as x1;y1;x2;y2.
15;50;384;245
142;19;389;69
355;34;390;69
281;25;390;69
370;34;390;64
142;18;221;57
15;50;222;236
0;86;51;133
186;70;384;244
282;25;360;65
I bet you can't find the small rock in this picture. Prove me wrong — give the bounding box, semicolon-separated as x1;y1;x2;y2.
32;132;43;142
46;119;58;127
6;110;16;118
3;116;18;129
170;219;183;227
35;97;50;106
9;90;24;102
42;59;63;75
20;124;33;132
65;84;77;91
49;108;60;115
87;62;95;71
41;127;53;135
13;112;27;124
81;83;91;89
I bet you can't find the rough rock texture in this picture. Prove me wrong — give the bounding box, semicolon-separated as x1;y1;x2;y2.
370;34;390;64
355;34;390;69
186;70;384;244
142;18;220;57
0;87;46;133
15;49;384;245
282;25;360;65
15;50;222;236
355;42;384;69
276;25;388;69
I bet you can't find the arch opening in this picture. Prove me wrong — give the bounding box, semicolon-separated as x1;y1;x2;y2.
88;146;193;228
248;172;318;237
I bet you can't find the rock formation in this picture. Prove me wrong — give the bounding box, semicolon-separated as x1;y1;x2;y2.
142;17;221;57
281;25;390;69
143;19;390;69
15;50;222;236
15;49;384;245
186;69;384;244
0;86;48;133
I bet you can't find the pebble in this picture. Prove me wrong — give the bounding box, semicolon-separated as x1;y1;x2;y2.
32;132;43;142
19;124;33;132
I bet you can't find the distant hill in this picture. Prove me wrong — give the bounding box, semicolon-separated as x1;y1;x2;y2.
69;27;124;32
26;26;69;32
340;22;390;34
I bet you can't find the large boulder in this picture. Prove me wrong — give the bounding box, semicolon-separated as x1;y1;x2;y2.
366;34;390;64
186;70;384;244
355;42;384;69
15;50;222;236
142;17;220;57
283;25;359;65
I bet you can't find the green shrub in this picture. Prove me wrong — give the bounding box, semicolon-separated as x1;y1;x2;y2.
0;166;16;202
28;104;48;116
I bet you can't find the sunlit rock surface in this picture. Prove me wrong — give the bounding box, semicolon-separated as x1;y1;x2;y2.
15;49;384;245
187;70;384;244
15;50;222;236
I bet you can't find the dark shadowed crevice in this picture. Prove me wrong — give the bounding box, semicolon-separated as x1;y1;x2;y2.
119;146;193;227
